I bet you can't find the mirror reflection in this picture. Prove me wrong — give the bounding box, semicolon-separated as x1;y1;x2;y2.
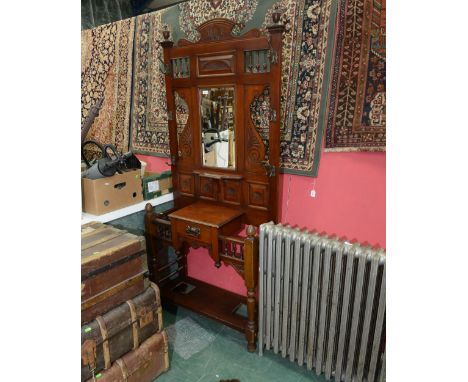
200;87;235;169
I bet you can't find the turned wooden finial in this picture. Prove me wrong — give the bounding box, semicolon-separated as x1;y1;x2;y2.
272;4;282;24
145;203;153;213
246;225;256;237
162;24;171;41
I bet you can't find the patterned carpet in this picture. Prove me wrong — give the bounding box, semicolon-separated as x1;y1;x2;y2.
130;11;170;156
81;18;135;156
324;0;386;151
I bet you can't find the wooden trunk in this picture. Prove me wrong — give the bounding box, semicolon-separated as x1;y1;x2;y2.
81;222;148;325
81;283;163;382
85;331;169;382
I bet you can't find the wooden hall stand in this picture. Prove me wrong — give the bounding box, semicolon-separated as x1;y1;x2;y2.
144;17;284;352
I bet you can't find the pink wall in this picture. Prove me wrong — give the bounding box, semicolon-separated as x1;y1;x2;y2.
137;154;172;174
136;151;386;296
280;152;386;248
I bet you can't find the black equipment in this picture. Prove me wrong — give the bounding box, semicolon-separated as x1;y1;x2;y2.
81;141;141;180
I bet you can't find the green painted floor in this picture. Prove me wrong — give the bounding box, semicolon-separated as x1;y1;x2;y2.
156;305;330;382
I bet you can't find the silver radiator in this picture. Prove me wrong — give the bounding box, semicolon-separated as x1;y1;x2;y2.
258;222;386;382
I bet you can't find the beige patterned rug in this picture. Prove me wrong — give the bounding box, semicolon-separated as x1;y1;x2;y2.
130;11;170;156
81;18;135;157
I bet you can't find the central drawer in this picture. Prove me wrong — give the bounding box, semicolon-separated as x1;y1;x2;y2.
174;219;212;244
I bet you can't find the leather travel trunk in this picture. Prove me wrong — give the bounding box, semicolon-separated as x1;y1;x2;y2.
81;222;149;325
81;283;163;382
85;331;170;382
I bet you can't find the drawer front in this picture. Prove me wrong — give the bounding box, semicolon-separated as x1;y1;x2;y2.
175;219;212;244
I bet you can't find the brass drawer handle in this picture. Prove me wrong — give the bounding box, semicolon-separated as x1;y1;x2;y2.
185;225;200;238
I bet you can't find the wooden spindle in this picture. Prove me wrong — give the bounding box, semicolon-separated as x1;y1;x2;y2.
244;225;259;352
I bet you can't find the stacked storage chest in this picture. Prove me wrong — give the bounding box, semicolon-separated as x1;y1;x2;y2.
81;222;169;381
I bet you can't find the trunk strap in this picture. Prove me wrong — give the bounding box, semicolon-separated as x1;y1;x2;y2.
161;330;170;372
149;282;162;331
125;299;139;349
95;316;111;369
116;358;129;381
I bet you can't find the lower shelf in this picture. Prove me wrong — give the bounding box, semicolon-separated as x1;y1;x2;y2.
160;276;247;333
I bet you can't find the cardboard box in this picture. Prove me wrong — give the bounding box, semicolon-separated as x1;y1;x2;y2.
142;171;173;200
82;169;144;215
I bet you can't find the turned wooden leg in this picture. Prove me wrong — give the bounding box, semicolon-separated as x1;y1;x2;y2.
246;287;257;352
244;225;259;352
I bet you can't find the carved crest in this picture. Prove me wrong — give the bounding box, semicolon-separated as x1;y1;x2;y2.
199;19;235;42
177;18;262;46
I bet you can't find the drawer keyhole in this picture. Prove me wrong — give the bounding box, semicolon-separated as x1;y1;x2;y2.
185;225;201;238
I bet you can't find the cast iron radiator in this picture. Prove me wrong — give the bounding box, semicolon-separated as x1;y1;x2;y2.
258;222;386;382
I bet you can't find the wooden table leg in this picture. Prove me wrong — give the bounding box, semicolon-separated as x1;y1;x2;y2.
246;287;257;352
244;226;259;352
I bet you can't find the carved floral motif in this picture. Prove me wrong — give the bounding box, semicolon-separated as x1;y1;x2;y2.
249;86;271;160
174;91;189;134
174;91;192;158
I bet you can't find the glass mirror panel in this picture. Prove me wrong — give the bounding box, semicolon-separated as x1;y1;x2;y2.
199;87;235;169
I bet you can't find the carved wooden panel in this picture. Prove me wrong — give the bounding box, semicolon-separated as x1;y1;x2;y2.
198;19;236;42
174;90;192;160
179;125;192;158
245;85;267;174
177;19;262;47
197;52;236;77
199;177;217;200
222;179;241;205
179;173;194;196
250;86;271;160
248;182;269;209
245;118;266;174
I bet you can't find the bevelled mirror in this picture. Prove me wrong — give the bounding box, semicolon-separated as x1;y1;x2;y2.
199;87;235;169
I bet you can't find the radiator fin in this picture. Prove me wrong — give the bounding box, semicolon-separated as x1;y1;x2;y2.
258;223;386;382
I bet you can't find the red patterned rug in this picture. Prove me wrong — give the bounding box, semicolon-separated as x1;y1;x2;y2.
325;0;386;151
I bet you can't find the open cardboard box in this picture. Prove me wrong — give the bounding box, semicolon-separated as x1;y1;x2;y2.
82;169;143;215
142;171;172;200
